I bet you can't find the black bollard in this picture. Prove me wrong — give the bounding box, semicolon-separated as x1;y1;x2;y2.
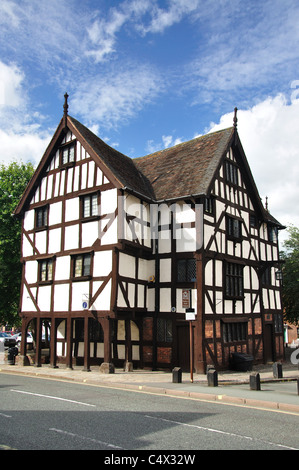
172;367;182;383
207;369;218;387
273;362;283;379
250;372;261;390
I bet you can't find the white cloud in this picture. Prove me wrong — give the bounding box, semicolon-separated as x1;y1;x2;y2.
206;94;299;240
71;64;163;128
0;60;51;166
0;61;25;107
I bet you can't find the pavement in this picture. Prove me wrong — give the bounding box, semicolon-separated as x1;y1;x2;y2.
1;351;299;415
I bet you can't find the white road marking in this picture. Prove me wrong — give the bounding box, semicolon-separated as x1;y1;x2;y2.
49;428;125;449
145;415;299;450
10;389;96;407
0;412;12;418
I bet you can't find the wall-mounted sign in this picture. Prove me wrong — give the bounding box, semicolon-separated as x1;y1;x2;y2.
182;289;191;309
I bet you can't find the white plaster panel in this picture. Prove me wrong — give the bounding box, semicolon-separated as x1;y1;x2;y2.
48;228;61;253
35;230;47;254
64;225;79;250
40;177;47;200
175;227;196;252
55;256;70;280
158;230;171;253
88;161;95;188
23;210;35;231
54;284;69;311
82;220;98;247
128;283;135;307
92;279;111;310
72;281;89;311
147;288;155;311
22;235;34;257
101;217;118;245
101;188;117;214
49;202;62;226
22;286;37;312
38;285;51;311
59;171;65;196
138;285;145;308
160;258;171;282
139;258;154;281
160;288;171;311
93;251;112;277
65;198;79;222
47;174;53;200
215;260;222;287
205;260;213;286
81;163;87;189
66;167;74;193
25;261;37;284
119;253;135;278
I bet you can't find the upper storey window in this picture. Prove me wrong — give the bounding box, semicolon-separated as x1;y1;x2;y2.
268;225;278;243
60;142;76;166
225;161;238;186
35;205;48;229
81;193;98;219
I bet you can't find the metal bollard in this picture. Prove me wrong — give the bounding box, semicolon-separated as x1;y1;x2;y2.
172;367;182;383
297;378;299;396
250;372;261;390
273;362;283;379
207;369;218;387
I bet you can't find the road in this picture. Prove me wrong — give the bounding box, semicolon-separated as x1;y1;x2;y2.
0;373;298;452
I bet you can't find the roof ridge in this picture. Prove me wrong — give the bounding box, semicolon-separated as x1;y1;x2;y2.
135;126;234;161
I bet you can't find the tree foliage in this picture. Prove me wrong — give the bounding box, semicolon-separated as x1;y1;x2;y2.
281;225;299;325
0;161;35;327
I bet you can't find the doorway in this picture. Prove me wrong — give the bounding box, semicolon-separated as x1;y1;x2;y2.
176;325;190;371
264;324;274;363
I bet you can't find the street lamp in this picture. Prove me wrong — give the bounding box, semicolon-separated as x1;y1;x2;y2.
275;269;283;282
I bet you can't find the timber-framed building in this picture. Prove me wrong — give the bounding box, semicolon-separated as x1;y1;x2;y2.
14;98;285;373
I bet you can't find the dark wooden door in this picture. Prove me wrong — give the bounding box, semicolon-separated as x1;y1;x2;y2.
176;325;190;371
264;324;274;363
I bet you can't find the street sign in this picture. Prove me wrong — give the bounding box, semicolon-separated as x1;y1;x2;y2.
186;311;196;321
182;289;190;309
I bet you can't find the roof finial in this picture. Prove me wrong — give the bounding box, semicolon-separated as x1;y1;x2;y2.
233;107;238;130
63;92;69;117
63;92;69;129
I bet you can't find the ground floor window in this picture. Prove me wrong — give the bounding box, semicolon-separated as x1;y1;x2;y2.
223;321;247;343
157;318;173;343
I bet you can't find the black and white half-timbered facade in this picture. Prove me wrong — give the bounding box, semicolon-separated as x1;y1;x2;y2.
14;98;284;373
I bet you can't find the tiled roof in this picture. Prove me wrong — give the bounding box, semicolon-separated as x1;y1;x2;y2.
69;116;155;200
134;127;234;200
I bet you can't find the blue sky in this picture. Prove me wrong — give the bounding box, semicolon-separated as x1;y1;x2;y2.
1;0;299;240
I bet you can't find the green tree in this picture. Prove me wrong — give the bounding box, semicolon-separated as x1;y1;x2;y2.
0;161;35;327
281;225;299;325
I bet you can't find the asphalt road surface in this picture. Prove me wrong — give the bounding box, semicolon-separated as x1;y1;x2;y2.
0;373;298;452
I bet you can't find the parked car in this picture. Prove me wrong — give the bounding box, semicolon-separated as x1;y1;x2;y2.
0;332;16;349
12;332;34;350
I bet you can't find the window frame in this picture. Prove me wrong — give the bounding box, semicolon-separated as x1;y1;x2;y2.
38;258;54;284
157;318;173;343
60;142;76;167
225;160;239;186
226;215;242;241
80;192;100;220
222;321;247;343
225;262;244;299
35;205;48;230
177;258;197;283
72;253;93;280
